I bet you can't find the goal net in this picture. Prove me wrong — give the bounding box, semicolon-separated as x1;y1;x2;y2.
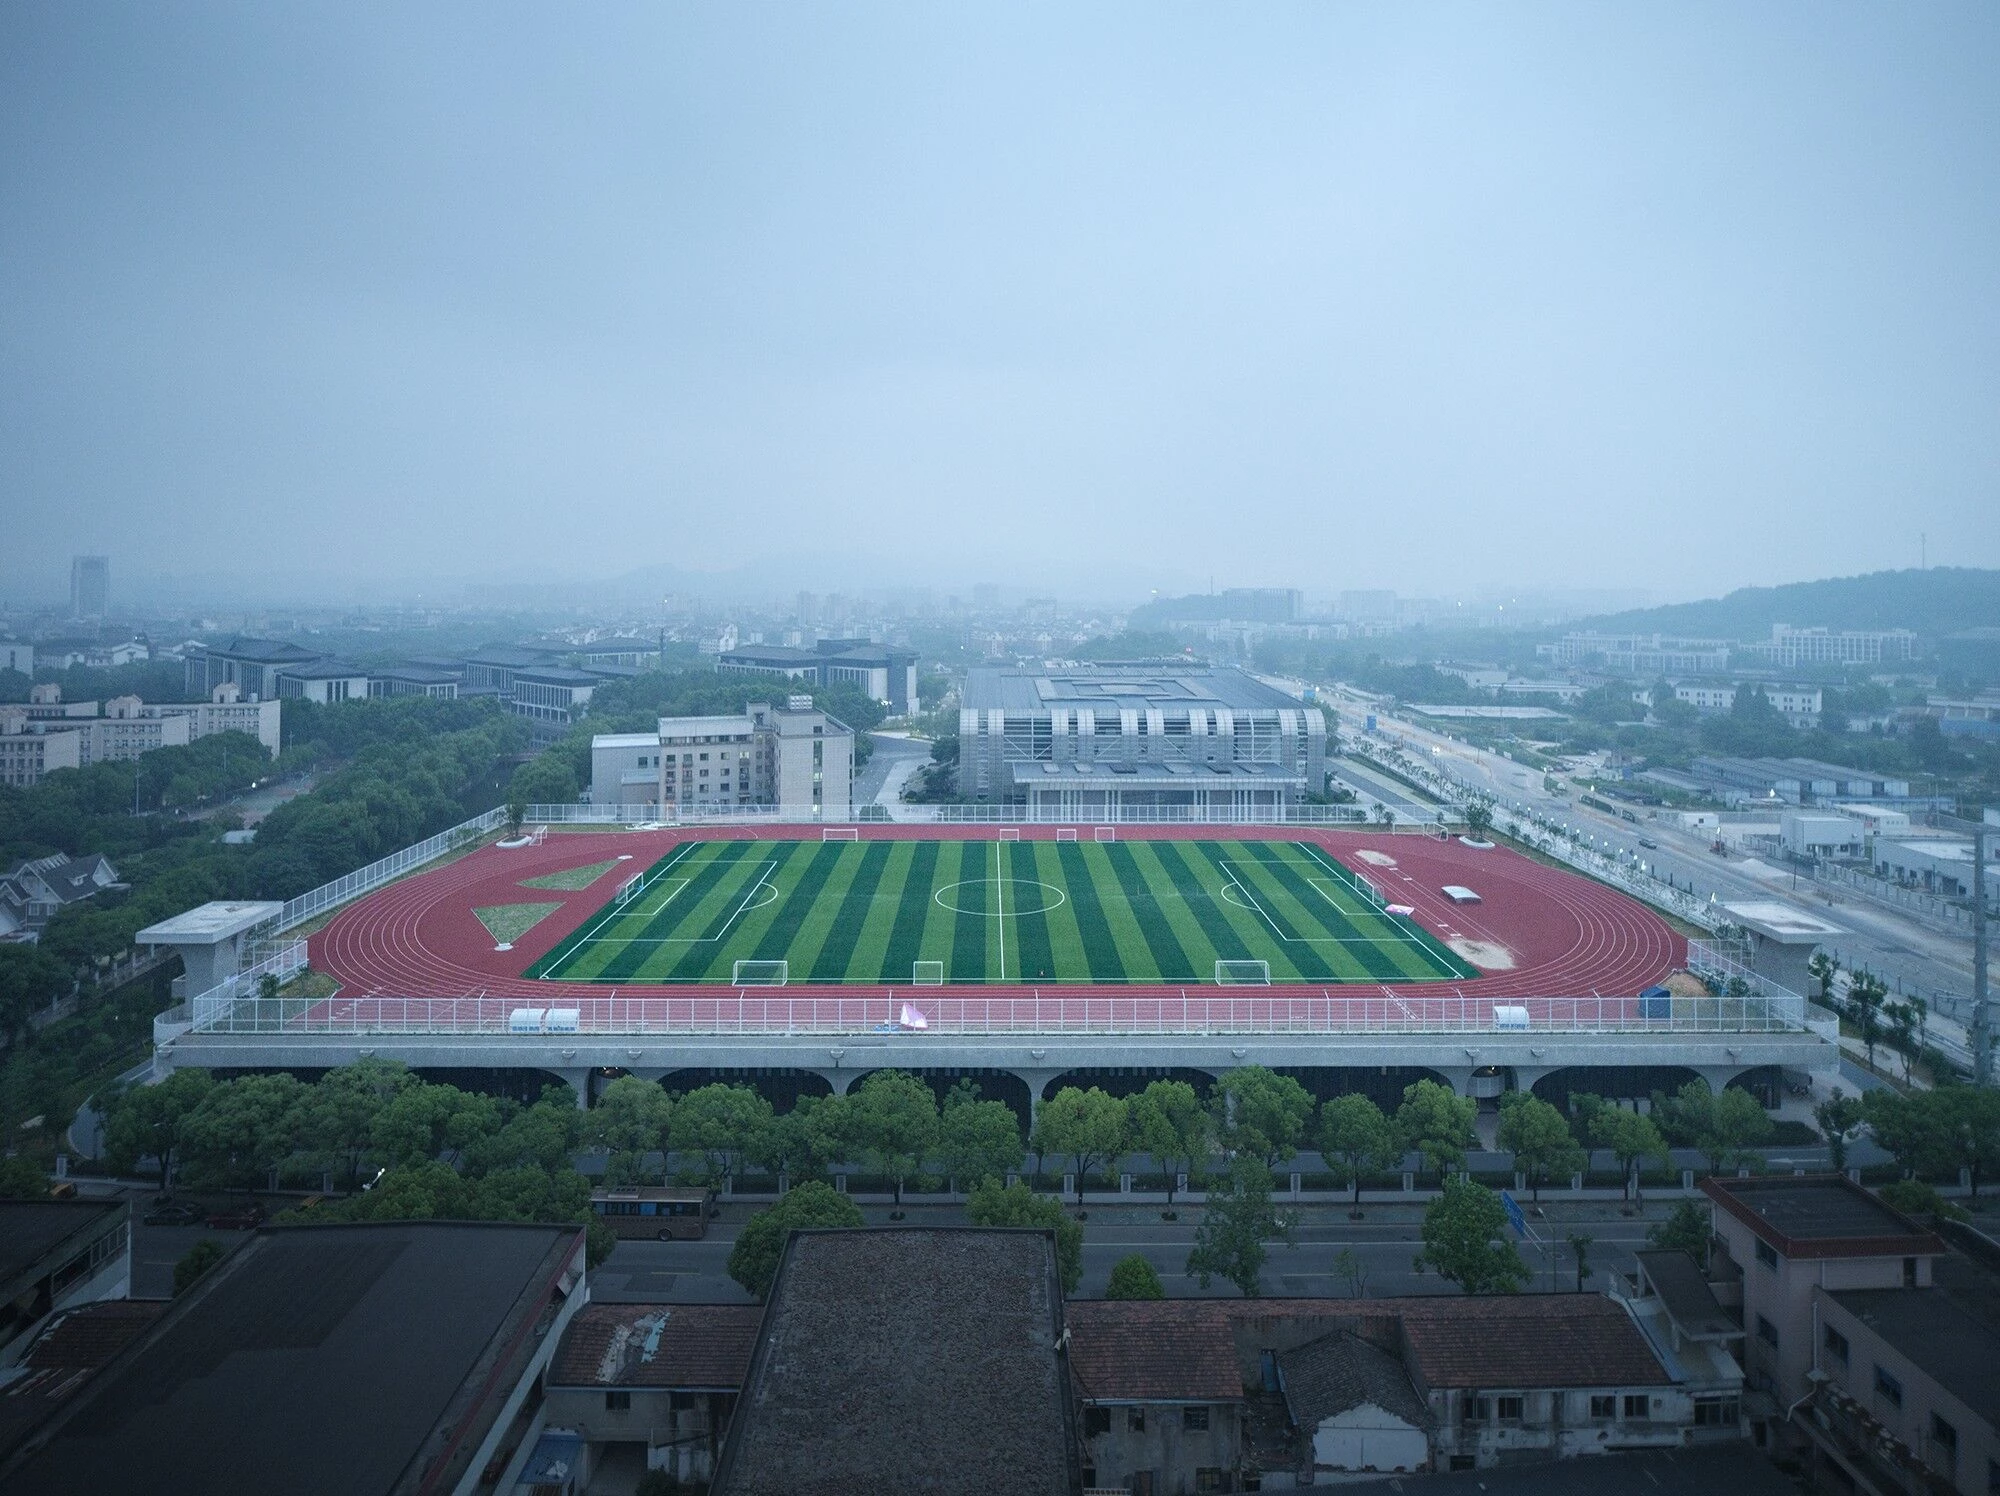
732;959;789;986
1055;827;1079;842
1093;825;1118;842
822;827;859;842
997;827;1021;841
912;960;945;986
615;871;645;906
1215;959;1271;986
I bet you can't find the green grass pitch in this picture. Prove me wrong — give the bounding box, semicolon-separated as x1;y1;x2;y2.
525;838;1478;986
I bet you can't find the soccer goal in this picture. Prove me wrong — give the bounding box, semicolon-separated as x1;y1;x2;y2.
1055;827;1079;842
614;871;646;906
997;827;1021;842
732;959;789;986
1215;959;1271;986
912;960;945;986
1093;825;1118;843
822;827;859;842
529;825;548;845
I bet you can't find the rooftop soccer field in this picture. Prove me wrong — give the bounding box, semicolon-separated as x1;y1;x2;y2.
523;837;1479;987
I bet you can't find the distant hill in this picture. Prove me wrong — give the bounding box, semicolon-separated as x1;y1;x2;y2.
1570;568;2000;642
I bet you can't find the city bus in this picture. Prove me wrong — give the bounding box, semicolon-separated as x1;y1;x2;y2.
589;1186;716;1240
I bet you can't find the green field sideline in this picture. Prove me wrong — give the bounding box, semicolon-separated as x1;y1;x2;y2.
524;838;1477;986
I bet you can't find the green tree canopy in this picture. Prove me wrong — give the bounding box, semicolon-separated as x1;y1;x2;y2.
1126;1079;1211;1204
1397;1079;1477;1177
1316;1093;1401;1205
1647;1200;1714;1269
847;1070;939;1204
1413;1175;1528;1294
174;1239;225;1297
1655;1081;1772;1174
102;1067;216;1192
1186;1158;1290;1298
935;1092;1024;1190
668;1084;771;1187
1211;1067;1314;1168
1496;1092;1586;1200
1105;1254;1166;1301
1589;1105;1669;1199
726;1181;867;1299
1032;1086;1129;1203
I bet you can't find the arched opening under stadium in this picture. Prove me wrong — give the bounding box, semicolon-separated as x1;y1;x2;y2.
1039;1067;1221;1103
657;1068;833;1113
1726;1065;1786;1110
1276;1067;1451;1111
1531;1065;1702;1117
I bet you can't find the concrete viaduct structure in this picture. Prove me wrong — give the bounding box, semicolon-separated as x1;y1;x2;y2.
154;1024;1838;1121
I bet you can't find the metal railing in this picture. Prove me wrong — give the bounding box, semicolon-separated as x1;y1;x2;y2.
275;807;508;931
525;803;1380;827
188;989;1809;1038
190;941;310;1030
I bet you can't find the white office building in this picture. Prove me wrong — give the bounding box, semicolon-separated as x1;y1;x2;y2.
590;698;853;817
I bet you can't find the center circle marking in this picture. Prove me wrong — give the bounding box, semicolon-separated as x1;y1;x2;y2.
932;879;1068;917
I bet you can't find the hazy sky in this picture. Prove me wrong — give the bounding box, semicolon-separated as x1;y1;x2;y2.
4;4;1997;604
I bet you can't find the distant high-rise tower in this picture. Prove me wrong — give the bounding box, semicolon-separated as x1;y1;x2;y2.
70;556;109;618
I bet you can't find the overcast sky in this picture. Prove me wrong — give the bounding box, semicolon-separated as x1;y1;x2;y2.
4;4;1996;606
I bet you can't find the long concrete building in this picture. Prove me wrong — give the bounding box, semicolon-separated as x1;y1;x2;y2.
959;663;1327;817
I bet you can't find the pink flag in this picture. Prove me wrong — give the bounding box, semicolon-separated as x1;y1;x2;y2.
1386;903;1416;916
899;1003;929;1030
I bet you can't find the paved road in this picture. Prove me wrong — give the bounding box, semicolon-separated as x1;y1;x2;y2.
853;732;931;811
1328;688;1985;1011
595;1199;1688;1303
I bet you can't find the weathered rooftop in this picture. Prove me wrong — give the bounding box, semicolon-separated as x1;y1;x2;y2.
0;1199;127;1294
549;1303;760;1391
1703;1175;1944;1258
1279;1328;1432;1431
1636;1249;1739;1340
713;1227;1080;1496
1064;1298;1242;1404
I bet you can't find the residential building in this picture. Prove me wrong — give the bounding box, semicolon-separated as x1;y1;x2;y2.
0;1300;162;1464
0;640;31;675
0;1221;589;1496
719;637;918;714
3;685;278;760
0;1200;131;1369
1625;1250;1748;1439
1672;683;1822;722
959;664;1326;816
1064;1298;1248;1491
1698;1175;1945;1444
0;722;81;789
542;1303;758;1488
183;636;324;700
1743;624;1918;670
591;698;854;817
1543;633;1732;675
274;657;371;704
68;556;108;618
0;852;120;942
710;1228;1082;1495
140;686;284;757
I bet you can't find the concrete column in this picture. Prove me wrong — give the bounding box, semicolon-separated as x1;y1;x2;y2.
817;1068;859;1096
1431;1067;1475;1096
556;1069;594;1109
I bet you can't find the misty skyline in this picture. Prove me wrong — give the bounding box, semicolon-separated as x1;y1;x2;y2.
4;5;1997;602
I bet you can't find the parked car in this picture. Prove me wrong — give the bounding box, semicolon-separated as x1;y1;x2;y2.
205;1202;267;1230
144;1201;203;1226
1639;838;1659;849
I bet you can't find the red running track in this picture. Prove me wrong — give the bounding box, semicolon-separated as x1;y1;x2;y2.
305;827;1683;1030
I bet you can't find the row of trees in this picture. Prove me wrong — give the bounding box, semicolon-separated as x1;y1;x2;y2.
1809;953;1939;1083
1814;1081;2000;1195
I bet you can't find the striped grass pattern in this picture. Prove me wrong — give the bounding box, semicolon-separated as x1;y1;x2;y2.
526;838;1477;986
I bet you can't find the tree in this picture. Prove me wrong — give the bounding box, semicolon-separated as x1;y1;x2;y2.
505;798;525;839
668;1084;774;1191
0;1156;48;1198
966;1178;1084;1295
1211;1067;1314;1168
463;1084;582;1176
590;1076;673;1184
1126;1080;1211;1204
725;1181;865;1299
174;1239;225;1297
749;1099;837;1185
847;1070;938;1204
1186;1158;1291;1298
1657;1081;1772;1175
1884;998;1929;1085
1316;1093;1400;1205
935;1094;1024;1192
299;1059;416;1186
1877;1178;1970;1224
1914;1084;2000;1196
1105;1254;1166;1300
1333;1246;1369;1299
0;945;71;1048
1807;950;1840;1006
1496;1092;1586;1201
1396;1079;1477;1178
1815;1089;1864;1172
1647;1200;1713;1269
372;1082;504;1171
1033;1086;1129;1203
1412;1175;1528;1295
181;1073;310;1189
1464;802;1493;840
1589;1107;1667;1200
1566;1232;1594;1292
1849;970;1889;1070
102;1068;216;1192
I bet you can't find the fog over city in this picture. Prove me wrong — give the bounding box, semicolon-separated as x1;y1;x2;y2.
4;5;1998;605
